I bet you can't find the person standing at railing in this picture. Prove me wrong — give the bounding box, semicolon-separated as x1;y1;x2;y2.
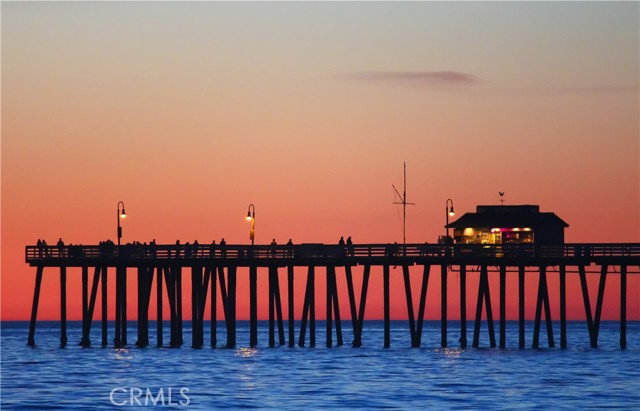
271;239;277;257
193;240;199;257
287;239;293;257
36;239;43;257
57;238;65;258
42;239;49;256
209;240;216;259
346;236;353;256
220;238;226;258
174;240;181;258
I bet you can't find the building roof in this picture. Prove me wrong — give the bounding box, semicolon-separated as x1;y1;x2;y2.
446;205;569;229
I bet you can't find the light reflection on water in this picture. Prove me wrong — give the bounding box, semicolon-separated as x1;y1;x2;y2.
2;321;639;410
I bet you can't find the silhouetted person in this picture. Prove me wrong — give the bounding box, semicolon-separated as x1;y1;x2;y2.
287;239;293;257
37;239;43;257
185;241;192;258
175;240;181;258
220;238;226;258
193;240;199;257
209;240;216;258
56;238;64;257
150;239;157;258
271;239;277;257
42;239;49;256
338;236;345;245
346;236;353;256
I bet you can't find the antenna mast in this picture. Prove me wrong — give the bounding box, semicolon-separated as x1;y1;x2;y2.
393;162;415;245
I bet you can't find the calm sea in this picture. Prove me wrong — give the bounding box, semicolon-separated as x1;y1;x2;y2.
2;320;639;410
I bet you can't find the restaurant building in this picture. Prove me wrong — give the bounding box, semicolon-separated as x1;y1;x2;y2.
445;205;569;245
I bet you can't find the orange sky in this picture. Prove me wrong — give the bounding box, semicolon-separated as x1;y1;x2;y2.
2;2;639;323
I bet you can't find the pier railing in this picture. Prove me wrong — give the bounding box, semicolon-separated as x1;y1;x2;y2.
25;243;640;264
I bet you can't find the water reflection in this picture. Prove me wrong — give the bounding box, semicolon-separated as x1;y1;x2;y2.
235;347;258;358
110;348;133;361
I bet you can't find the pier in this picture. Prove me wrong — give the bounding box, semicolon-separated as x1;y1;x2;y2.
26;242;639;349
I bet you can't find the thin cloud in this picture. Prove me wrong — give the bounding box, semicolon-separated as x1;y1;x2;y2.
339;70;481;86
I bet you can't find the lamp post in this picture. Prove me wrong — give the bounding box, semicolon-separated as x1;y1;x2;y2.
246;204;255;246
445;199;455;244
117;201;127;246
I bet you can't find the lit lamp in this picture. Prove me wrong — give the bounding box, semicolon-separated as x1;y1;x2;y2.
246;204;255;246
117;201;127;246
445;199;455;244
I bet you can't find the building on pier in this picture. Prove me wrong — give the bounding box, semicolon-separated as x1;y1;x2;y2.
446;205;568;245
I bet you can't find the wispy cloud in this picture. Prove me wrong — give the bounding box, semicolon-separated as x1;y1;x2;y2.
549;85;639;94
339;70;481;86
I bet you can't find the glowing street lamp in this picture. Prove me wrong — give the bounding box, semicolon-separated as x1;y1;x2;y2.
445;199;455;244
117;201;127;246
246;204;255;246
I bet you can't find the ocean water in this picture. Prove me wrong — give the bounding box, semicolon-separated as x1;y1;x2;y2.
2;320;639;410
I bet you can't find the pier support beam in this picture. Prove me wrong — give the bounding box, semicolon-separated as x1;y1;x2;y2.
620;265;627;349
441;264;448;348
346;265;371;348
114;265;128;348
136;266;153;348
27;266;44;347
269;266;286;347
560;265;567;348
579;264;608;348
250;265;258;348
298;266;316;347
60;267;67;347
287;265;295;347
156;267;163;347
499;265;506;349
101;267;108;347
473;265;496;348
459;265;467;348
80;266;102;347
383;265;390;348
532;266;554;348
518;266;525;348
324;265;343;348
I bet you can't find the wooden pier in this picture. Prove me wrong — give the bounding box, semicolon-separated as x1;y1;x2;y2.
25;243;640;349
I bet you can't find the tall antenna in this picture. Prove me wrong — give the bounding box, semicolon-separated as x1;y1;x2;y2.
393;162;415;245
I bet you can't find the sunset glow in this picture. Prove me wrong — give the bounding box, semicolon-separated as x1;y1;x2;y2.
2;1;638;323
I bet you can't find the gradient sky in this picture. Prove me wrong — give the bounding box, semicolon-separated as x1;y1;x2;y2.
2;1;639;323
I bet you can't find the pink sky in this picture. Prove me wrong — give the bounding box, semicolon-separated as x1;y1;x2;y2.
2;2;638;322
